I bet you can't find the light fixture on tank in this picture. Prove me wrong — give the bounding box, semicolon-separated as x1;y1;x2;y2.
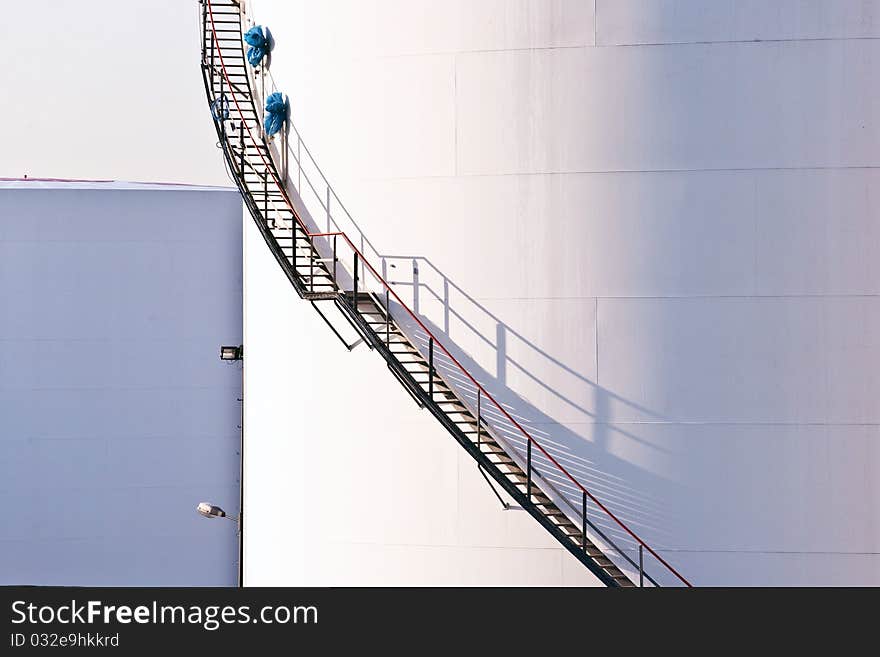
219;345;243;361
196;502;229;520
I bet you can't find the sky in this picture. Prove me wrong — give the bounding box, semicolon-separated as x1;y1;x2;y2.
0;0;229;186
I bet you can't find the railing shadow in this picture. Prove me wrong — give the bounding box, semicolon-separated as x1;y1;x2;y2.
385;287;684;563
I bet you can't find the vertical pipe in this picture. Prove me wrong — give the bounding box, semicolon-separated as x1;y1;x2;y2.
206;45;212;89
326;187;332;232
582;490;587;553
443;277;449;334
218;56;224;141
353;252;359;306
238;355;244;588
428;338;434;399
639;545;644;587
210;9;215;80
239;122;245;177
263;174;268;229
476;389;481;449
282;127;288;187
527;439;532;503
309;241;314;292
201;1;207;63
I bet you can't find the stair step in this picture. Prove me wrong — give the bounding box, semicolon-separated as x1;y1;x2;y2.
521;491;552;503
363;315;394;324
388;342;419;350
505;471;533;481
296;269;334;279
432;399;467;407
403;370;445;379
405;366;444;375
415;383;453;395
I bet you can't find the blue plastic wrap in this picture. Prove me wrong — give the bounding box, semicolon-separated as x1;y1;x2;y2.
264;92;288;137
210;94;229;122
244;25;269;68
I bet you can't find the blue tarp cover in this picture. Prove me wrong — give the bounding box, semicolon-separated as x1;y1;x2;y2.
264;92;288;137
244;25;269;68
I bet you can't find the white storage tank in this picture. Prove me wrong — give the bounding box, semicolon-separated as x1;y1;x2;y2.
242;0;880;585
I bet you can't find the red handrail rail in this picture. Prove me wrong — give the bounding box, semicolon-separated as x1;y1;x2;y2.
206;0;691;587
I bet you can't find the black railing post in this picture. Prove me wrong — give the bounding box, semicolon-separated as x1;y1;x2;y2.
428;338;434;399
527;439;532;503
332;235;337;287
639;545;644;587
582;490;587;553
352;252;359;306
385;289;390;345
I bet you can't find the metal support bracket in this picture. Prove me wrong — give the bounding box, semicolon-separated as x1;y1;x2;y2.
478;464;510;510
310;301;361;351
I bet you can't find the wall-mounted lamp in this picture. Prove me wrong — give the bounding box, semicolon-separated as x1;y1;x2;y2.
220;345;243;361
197;502;231;520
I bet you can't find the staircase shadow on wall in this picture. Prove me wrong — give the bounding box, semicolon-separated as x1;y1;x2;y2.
383;259;685;561
282;136;686;581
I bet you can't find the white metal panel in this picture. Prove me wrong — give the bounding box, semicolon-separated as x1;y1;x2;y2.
454;41;880;175
598;0;880;45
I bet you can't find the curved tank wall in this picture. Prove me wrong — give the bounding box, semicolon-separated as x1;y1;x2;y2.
243;0;880;585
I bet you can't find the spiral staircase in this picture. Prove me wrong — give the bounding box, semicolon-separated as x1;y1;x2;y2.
198;0;691;588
